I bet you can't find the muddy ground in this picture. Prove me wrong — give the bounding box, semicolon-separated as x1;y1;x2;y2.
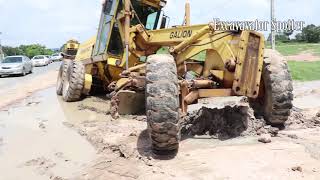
1;70;320;179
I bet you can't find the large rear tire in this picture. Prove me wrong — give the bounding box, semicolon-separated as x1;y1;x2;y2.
261;50;293;124
145;54;180;154
62;61;85;102
56;60;71;96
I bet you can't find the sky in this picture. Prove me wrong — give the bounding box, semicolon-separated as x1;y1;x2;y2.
0;0;319;48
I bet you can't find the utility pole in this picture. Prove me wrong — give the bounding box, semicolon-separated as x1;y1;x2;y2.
0;32;3;61
184;0;191;26
271;0;276;50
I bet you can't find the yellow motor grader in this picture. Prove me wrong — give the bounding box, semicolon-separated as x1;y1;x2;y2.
56;0;293;154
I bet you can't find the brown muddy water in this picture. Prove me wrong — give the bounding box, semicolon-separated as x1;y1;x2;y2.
0;88;97;180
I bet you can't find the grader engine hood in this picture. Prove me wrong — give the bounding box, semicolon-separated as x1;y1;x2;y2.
75;36;96;61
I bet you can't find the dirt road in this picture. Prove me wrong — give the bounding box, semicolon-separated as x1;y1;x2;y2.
0;67;320;179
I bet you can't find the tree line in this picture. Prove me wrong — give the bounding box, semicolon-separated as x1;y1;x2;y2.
2;44;54;58
269;24;320;43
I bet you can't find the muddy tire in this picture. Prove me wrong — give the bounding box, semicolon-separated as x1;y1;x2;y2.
146;54;180;154
62;61;85;102
56;60;72;96
261;50;293;124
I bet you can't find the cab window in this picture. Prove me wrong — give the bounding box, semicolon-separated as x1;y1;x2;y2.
146;11;161;30
93;0;118;56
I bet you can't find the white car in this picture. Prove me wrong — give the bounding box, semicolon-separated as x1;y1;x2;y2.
0;56;33;77
32;55;50;67
45;55;53;64
51;53;63;62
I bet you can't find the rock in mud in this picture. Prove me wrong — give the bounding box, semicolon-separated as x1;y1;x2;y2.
258;134;272;143
39;122;46;129
285;109;320;129
291;166;303;172
263;125;279;137
133;116;147;122
287;134;299;139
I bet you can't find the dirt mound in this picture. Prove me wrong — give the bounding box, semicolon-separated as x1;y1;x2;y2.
182;97;280;139
285;108;320;129
286;53;320;62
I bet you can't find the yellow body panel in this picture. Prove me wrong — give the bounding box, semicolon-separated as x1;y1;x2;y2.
233;31;265;98
75;36;96;61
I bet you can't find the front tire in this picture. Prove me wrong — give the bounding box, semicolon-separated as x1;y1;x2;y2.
261;50;293;124
146;54;180;154
62;61;85;102
56;60;72;95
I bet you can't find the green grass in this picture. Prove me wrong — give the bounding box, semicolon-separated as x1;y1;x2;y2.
288;61;320;81
157;44;320;81
269;42;320;56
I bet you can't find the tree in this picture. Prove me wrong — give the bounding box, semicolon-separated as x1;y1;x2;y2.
2;44;53;58
301;24;320;43
275;32;290;43
283;29;294;40
267;32;290;43
295;33;305;42
2;46;23;56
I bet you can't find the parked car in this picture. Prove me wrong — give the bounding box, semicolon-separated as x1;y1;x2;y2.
51;53;63;62
32;55;50;66
46;55;53;64
0;56;33;77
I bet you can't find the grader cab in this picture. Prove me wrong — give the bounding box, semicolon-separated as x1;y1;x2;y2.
56;0;293;154
61;39;80;60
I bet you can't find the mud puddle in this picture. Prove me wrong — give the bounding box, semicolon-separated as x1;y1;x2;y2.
0;88;96;180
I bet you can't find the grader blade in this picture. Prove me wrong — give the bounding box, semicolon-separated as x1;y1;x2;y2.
117;90;145;115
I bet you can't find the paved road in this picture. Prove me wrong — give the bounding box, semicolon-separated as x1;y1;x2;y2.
0;62;61;89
